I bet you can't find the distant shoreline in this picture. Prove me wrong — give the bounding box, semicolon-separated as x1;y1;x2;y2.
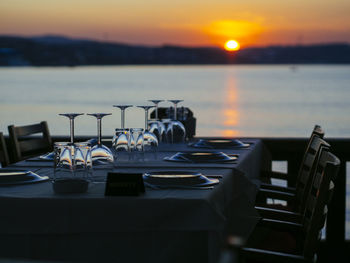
1;64;350;68
1;35;350;66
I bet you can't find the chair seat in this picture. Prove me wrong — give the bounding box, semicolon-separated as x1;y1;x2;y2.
247;225;298;254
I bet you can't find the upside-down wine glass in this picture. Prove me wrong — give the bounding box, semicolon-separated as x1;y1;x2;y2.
137;105;158;151
87;113;114;165
112;105;133;153
55;113;91;189
167;100;186;143
59;113;84;144
148;100;166;143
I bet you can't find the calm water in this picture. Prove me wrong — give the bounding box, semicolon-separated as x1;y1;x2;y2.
1;65;350;237
0;65;350;137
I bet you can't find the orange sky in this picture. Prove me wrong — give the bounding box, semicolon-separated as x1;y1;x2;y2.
1;0;349;48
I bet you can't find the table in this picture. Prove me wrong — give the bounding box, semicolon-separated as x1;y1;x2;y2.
0;138;265;263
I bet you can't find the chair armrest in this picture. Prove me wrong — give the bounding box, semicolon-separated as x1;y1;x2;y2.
257;189;296;201
258;218;303;233
255;206;302;223
241;247;308;263
260;183;296;193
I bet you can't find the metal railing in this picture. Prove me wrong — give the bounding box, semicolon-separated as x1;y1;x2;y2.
261;137;350;263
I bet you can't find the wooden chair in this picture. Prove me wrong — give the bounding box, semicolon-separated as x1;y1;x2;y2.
237;149;340;263
0;132;10;167
260;125;324;188
256;136;330;216
8;121;53;162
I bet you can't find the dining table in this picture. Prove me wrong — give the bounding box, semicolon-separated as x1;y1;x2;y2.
0;138;268;263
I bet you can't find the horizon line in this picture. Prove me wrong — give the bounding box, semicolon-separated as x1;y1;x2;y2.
1;33;350;50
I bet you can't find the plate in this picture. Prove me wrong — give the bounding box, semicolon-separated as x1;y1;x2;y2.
143;171;219;187
164;151;237;163
0;169;49;185
189;139;250;149
39;152;55;160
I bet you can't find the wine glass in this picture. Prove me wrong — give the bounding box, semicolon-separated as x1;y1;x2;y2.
112;105;132;152
137;105;158;151
58;113;91;170
148;100;166;143
113;105;133;129
59;113;84;144
55;113;91;191
167;100;186;143
87;113;114;165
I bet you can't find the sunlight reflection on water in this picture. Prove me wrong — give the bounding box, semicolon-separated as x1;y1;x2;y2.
0;65;349;138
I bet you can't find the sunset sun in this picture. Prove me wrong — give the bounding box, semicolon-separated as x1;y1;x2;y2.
224;40;240;51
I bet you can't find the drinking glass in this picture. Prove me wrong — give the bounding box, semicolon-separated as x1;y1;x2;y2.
137;105;158;151
128;128;144;161
148;100;166;143
167;100;186;143
53;142;92;178
74;142;93;177
87;113;114;165
130;128;144;152
59;113;84;144
53;142;91;193
54;142;73;179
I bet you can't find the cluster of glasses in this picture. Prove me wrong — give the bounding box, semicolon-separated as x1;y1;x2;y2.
53;100;187;180
112;104;159;153
112;100;187;152
148;100;186;144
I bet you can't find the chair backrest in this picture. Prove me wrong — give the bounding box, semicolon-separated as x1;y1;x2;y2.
8;121;53;162
0;132;10;167
302;150;340;260
294;136;330;212
296;125;325;179
311;125;324;138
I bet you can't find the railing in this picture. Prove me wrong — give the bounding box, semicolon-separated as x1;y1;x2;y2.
261;137;350;263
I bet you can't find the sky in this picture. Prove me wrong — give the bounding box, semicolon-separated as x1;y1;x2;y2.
1;0;350;48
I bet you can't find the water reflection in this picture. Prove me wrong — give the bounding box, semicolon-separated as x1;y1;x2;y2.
221;75;239;137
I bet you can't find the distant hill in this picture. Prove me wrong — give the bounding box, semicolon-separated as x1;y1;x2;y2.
0;35;350;66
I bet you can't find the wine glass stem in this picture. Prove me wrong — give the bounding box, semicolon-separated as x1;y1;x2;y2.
174;103;177;121
70;118;74;144
121;109;125;129
155;103;159;120
97;118;102;145
145;109;149;130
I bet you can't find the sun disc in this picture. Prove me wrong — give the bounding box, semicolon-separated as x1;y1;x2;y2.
225;40;240;51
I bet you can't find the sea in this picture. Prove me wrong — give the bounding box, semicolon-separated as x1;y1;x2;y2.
0;64;349;237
